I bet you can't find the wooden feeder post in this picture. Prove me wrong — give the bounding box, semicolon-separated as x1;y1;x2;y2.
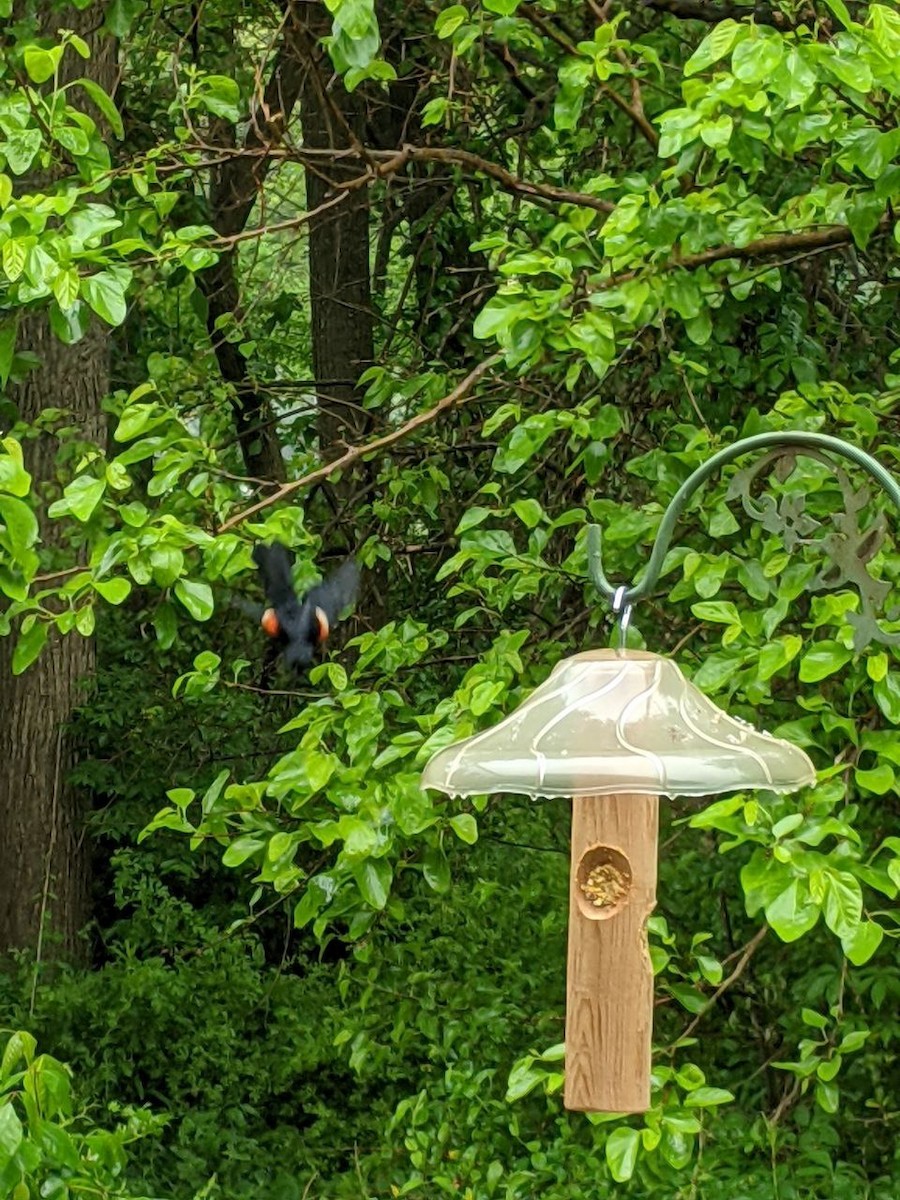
564;792;659;1113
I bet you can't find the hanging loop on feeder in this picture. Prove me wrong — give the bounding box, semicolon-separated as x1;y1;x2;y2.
587;430;900;609
611;585;632;649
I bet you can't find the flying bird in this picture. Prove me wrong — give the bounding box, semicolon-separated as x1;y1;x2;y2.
251;542;360;669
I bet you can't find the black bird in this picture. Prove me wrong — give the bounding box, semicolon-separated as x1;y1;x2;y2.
251;542;360;669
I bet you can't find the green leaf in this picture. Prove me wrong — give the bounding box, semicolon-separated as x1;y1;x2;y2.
61;474;106;521
73;77;125;138
505;1057;545;1102
0;496;38;554
82;271;128;326
493;412;560;474
52;268;80;312
0;324;17;389
874;673;900;723
153;601;177;648
799;641;853;683
828;51;872;92
840;1028;871;1053
222;835;264;868
691;600;741;625
24;45;63;83
606;1127;640;1182
0;1101;24;1160
423;845;451;893
5;129;42;175
0;439;29;499
293;875;335;928
421;96;450;127
2;1031;36;1076
456;506;493;534
766;880;820;942
353;858;392;910
114;402;168;442
75;604;95;637
684;19;741;75
198;75;242;121
801;1007;829;1030
732;34;783;85
103;0;143;36
511;498;543;528
174;579;214;621
841;919;883;966
816;1079;839;1114
435;4;467;37
449;813;478;844
94;577;131;605
2;239;26;282
683;1086;734;1108
12;621;48;675
822;871;862;939
854;763;894;794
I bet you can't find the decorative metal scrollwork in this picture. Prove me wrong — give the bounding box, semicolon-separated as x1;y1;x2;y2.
588;432;900;651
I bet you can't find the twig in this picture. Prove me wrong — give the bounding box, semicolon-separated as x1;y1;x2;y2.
218;355;502;531
591;220;888;297
675;924;768;1044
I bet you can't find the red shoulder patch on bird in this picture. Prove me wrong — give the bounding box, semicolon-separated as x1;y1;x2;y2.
314;606;330;643
261;608;281;638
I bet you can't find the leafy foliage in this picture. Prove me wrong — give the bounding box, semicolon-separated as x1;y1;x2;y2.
1;0;900;1196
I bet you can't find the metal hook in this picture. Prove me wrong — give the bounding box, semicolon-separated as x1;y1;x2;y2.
611;585;633;649
587;431;900;608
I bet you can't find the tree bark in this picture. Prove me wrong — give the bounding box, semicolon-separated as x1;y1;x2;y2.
201;38;308;483
0;315;108;962
0;3;113;961
295;14;374;466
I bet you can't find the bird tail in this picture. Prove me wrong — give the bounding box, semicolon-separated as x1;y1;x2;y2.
252;542;298;608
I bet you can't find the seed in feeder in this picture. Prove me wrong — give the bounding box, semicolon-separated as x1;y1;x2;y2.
580;862;628;909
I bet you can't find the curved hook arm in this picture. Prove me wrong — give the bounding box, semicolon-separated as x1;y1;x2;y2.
588;431;900;607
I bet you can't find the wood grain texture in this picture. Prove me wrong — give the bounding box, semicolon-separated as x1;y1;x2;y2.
564;793;659;1113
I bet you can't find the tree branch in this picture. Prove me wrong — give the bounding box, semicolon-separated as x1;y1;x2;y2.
592;217;891;295
674;925;769;1044
189;141;618;216
639;0;803;28
217;354;503;531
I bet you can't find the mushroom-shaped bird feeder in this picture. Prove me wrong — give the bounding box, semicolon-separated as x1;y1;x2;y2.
422;648;815;1114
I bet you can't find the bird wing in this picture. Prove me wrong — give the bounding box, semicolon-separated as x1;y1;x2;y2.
252;543;298;609
304;559;360;630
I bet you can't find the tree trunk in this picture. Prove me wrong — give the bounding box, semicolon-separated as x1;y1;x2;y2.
200;37;309;484
0;2;114;961
297;16;374;465
0;320;108;961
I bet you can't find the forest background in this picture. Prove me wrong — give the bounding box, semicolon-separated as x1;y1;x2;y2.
1;0;899;1196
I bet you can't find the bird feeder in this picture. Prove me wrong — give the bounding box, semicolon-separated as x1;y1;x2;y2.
421;648;814;1113
422;431;900;1114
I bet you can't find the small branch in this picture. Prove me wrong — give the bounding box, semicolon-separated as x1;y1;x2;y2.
218;355;502;531
189;141;618;219
641;0;804;29
675;924;769;1045
592;219;889;296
